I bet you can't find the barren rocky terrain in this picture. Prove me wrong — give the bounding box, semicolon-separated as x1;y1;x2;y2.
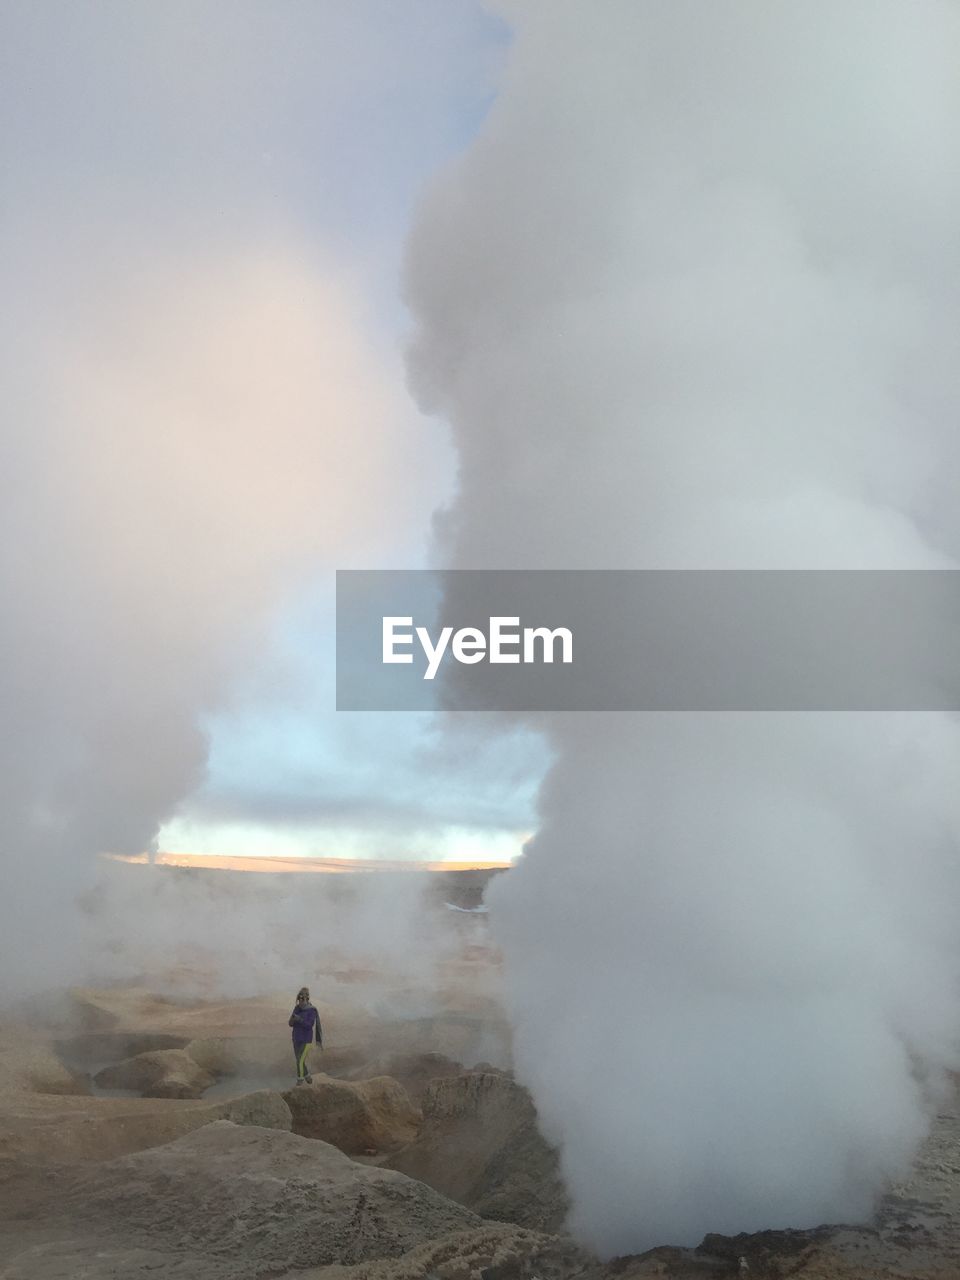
2;945;960;1280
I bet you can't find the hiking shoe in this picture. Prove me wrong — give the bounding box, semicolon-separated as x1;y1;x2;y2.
305;1074;313;1084
295;1078;304;1086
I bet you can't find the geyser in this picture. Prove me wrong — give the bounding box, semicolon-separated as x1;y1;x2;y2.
404;0;960;1255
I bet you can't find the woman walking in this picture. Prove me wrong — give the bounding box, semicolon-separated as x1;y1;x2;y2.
288;986;323;1085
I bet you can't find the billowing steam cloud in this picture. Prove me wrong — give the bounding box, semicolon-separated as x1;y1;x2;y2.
405;0;960;1254
0;3;501;1012
0;239;414;999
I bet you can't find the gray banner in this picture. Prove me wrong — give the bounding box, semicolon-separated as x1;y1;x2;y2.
336;570;960;711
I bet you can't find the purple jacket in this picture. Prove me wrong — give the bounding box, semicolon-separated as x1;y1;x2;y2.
289;1002;322;1046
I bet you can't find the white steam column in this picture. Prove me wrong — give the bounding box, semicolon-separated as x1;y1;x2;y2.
404;0;960;1254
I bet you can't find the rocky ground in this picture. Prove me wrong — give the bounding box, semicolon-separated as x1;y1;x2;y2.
385;1069;567;1231
2;975;960;1280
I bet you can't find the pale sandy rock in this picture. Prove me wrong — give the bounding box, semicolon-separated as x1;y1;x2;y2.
0;1038;90;1098
0;1087;291;1165
386;1072;567;1231
95;1048;216;1098
1;1121;482;1279
284;1073;422;1154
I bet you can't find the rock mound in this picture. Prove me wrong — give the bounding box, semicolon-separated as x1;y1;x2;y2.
386;1072;566;1231
0;1039;90;1098
0;1087;291;1165
284;1074;421;1154
95;1047;216;1098
3;1121;482;1279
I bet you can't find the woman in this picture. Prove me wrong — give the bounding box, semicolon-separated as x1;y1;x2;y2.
288;986;323;1085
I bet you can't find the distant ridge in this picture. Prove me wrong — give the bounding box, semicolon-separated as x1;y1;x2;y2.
101;851;514;874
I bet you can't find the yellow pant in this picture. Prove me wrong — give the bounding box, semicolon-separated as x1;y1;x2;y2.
294;1041;311;1079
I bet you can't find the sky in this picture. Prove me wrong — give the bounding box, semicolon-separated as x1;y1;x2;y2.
1;1;542;865
161;596;544;861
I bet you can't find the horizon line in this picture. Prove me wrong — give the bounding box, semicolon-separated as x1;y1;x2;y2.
100;851;515;875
